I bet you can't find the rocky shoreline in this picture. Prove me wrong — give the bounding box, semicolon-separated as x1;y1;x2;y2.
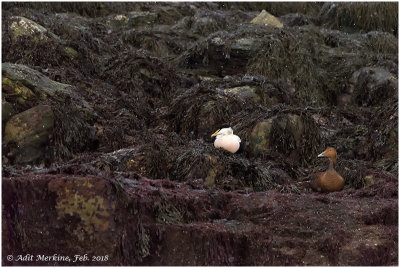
2;2;398;265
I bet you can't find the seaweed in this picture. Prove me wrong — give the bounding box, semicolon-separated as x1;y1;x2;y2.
317;231;349;264
320;2;398;35
358;243;392;266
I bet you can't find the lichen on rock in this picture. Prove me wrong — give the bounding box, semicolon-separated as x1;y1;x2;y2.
48;177;115;235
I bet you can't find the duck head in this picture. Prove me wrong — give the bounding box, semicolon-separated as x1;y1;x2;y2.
318;147;338;165
211;127;233;138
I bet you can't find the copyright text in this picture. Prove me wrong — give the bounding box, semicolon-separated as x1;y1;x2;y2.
6;254;109;263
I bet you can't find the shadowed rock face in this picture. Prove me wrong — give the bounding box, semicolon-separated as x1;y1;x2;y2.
2;2;398;266
2;174;397;265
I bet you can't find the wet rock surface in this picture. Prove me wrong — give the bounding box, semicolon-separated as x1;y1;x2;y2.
2;2;398;266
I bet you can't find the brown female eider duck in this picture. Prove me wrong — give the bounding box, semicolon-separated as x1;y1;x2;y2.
311;147;344;192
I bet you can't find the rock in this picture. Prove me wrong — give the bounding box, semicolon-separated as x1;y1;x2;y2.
107;14;129;29
279;13;311;27
248;113;317;164
1;2;398;266
63;46;79;60
283;113;305;148
2;63;98;162
155;5;186;25
108;11;157;29
337;93;352;107
4;105;54;164
350;67;397;106
250;10;283;28
2;100;16;124
127;11;158;26
249;118;274;155
221;85;261;103
191;10;226;36
178;23;274;76
2;63;73;98
364;175;375;187
2;63;93;113
2;174;398;265
2;76;36;107
9;16;59;41
249;114;305;156
48;178;115;234
230;37;264;54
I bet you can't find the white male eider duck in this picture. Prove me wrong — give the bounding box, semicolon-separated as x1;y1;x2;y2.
211;126;242;153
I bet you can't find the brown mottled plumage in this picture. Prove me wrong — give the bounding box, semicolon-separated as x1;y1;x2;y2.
311;147;344;192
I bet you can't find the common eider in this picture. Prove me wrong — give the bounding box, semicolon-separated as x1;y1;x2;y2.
211;127;242;153
311;147;344;192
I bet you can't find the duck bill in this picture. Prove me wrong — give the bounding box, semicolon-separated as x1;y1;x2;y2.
318;151;325;157
211;129;220;137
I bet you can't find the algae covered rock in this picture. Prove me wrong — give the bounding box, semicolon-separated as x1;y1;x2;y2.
2;63;74;99
250;9;283;28
2;62;94;118
9;16;51;41
2;76;36;108
107;11;157;29
249;118;274;155
350;67;398;106
2;62;97;162
4;104;54;164
221;85;262;104
249;113;320;164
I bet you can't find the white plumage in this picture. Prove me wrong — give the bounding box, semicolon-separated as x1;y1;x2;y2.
211;127;241;153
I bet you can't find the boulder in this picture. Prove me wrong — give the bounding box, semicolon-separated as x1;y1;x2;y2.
4;105;54;164
350;67;398;106
2;63;74;99
249;114;305;156
250;10;283;28
2;62;93;115
248;113;319;165
221;85;261;104
9;16;59;41
248;118;274;155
